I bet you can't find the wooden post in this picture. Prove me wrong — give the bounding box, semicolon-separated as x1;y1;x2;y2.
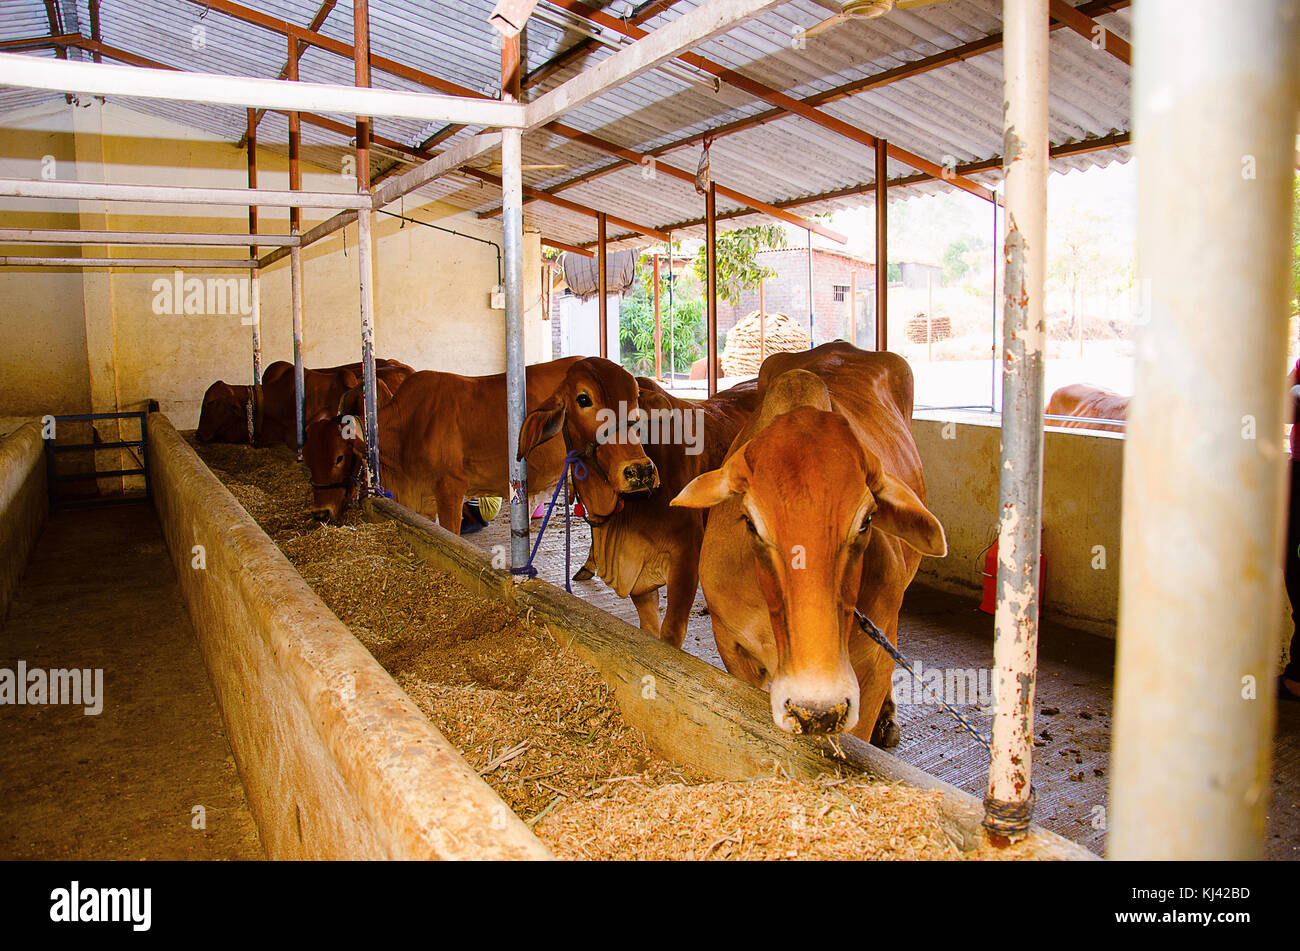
875;137;888;352
758;277;766;364
597;212;608;359
706;182;718;397
653;254;662;380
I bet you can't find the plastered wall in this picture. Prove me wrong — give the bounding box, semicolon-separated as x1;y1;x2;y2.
0;100;550;429
912;412;1124;637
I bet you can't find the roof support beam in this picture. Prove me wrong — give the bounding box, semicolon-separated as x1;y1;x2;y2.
0;229;300;246
598;132;1129;241
542;0;994;201
0;52;525;126
1048;0;1131;65
523;0;786;131
521;0;1127;208
242;0;339;144
486;121;848;243
0;177;372;209
0;256;258;268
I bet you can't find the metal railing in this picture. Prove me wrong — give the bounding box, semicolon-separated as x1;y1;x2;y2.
43;411;150;510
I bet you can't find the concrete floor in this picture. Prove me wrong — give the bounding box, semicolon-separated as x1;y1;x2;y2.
0;504;263;860
471;508;1300;860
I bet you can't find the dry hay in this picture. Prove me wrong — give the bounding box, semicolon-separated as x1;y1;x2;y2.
721;311;810;378
186;433;1033;861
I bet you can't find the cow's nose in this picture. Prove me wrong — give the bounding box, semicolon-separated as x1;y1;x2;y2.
781;697;852;735
310;508;331;522
620;460;659;492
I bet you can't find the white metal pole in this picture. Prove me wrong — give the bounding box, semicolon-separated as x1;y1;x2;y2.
0;178;370;208
249;268;262;385
1109;0;1300;860
984;0;1049;844
503;129;529;572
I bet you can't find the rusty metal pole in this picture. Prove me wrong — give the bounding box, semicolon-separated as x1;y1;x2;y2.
849;270;856;346
354;0;380;487
874;137;888;352
653;253;662;380
984;0;1049;845
706;182;718;397
1110;0;1300;860
597;212;608;359
806;227;814;347
758;277;766;363
246;108;261;385
288;35;305;458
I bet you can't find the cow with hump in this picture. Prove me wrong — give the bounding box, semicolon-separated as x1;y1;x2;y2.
671;342;946;746
196;358;413;447
518;357;758;647
302;356;580;530
1045;383;1129;432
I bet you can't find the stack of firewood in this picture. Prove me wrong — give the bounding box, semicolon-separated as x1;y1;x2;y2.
721;311;811;377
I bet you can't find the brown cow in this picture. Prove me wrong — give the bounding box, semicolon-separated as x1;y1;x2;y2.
1045;383;1129;432
520;365;759;647
672;342;946;745
196;358;414;447
303;357;581;531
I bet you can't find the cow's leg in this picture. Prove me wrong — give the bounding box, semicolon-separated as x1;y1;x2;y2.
573;548;597;582
869;688;901;749
434;477;468;536
630;588;662;639
658;550;700;650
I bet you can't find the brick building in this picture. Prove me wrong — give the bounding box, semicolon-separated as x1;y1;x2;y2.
717;247;877;347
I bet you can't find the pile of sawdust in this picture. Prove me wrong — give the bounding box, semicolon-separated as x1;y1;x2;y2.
187;433;1028;861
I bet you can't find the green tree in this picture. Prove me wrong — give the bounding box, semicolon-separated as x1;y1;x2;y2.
692;224;787;305
618;264;706;375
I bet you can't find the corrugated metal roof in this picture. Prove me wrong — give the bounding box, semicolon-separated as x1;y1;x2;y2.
0;1;1132;248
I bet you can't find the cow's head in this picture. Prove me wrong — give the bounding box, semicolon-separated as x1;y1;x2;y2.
196;381;252;443
302;409;368;522
517;357;659;519
301;379;396;522
671;379;945;736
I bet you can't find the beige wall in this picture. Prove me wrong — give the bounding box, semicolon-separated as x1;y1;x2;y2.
0;100;549;429
912;412;1124;637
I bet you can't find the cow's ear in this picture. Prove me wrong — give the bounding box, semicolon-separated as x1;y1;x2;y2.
671;446;752;509
518;394;565;461
872;473;947;557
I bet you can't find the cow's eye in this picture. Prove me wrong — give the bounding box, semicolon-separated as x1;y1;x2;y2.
576;393;593;408
858;515;872;535
741;514;758;536
335;454;344;465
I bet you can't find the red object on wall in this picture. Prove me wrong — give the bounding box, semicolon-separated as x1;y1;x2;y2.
979;541;1045;615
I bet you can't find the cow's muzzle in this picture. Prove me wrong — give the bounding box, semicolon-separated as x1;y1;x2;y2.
618;460;659;493
780;697;853;735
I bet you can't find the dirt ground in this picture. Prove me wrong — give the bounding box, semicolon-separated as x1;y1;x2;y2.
0;504;263;860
